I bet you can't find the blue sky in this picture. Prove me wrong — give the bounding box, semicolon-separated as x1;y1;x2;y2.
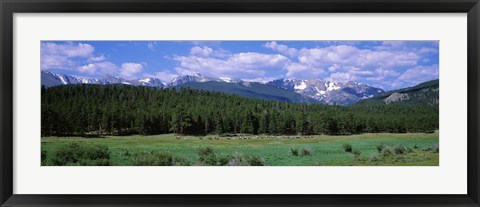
41;40;439;90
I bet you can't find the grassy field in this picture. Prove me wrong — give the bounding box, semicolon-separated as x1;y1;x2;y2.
41;131;439;166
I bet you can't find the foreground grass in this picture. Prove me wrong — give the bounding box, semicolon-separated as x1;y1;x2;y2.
41;131;439;166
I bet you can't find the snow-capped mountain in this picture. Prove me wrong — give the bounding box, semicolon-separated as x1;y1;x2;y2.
267;79;385;105
42;70;384;105
167;73;242;87
41;71;164;88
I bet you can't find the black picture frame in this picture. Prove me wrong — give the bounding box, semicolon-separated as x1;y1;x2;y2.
1;0;479;206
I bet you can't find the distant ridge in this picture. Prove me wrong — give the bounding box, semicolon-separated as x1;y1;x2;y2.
42;70;432;106
356;79;439;106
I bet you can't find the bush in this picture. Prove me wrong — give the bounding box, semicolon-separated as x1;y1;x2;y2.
51;142;110;166
216;154;234;166
370;155;378;162
342;144;352;153
352;148;361;159
376;143;385;153
198;146;217;166
406;147;414;153
394;145;406;154
413;144;418;149
290;148;299;156
300;147;312;156
381;147;393;156
227;152;245;166
120;149;131;157
226;152;266;166
132;151;175;166
198;146;215;157
131;151;190;166
433;145;439;153
245;155;265;166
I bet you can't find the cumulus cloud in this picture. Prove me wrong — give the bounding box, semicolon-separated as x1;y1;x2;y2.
41;42;96;70
77;62;117;75
190;46;213;57
327;72;357;83
173;50;290;79
398;64;439;83
87;55;106;63
285;62;323;79
298;45;419;68
264;41;298;57
120;63;144;79
41;42;94;58
326;66;376;82
41;55;75;70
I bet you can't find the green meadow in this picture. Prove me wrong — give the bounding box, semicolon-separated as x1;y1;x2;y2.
41;131;439;166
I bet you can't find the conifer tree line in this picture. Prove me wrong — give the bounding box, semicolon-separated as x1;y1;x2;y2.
41;84;439;136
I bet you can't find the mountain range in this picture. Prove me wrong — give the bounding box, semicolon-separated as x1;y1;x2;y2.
41;70;437;106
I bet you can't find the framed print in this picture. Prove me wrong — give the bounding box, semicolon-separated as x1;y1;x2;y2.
1;0;479;206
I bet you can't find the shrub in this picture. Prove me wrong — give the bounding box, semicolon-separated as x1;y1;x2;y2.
245;155;266;166
433;145;439;153
198;146;215;157
413;144;418;149
290;148;299;156
173;156;191;166
226;152;266;166
394;145;406;154
227;152;245;166
120;149;131;157
381;147;393;156
342;144;352;153
406;147;414;153
216;154;234;166
198;146;217;166
51;142;110;166
370;155;378;162
376;143;385;153
132;151;175;166
352;148;361;159
300;147;312;156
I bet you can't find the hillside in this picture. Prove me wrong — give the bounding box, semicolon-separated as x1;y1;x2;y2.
174;81;320;104
357;79;439;106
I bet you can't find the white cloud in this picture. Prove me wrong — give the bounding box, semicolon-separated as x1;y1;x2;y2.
327;72;357;83
398;64;439;84
120;63;144;79
41;42;94;57
298;45;419;68
41;55;75;70
264;41;298;57
41;42;96;70
77;62;117;75
418;47;439;54
285;62;323;79
87;55;106;63
190;46;213;57
173;50;290;79
325;67;373;83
